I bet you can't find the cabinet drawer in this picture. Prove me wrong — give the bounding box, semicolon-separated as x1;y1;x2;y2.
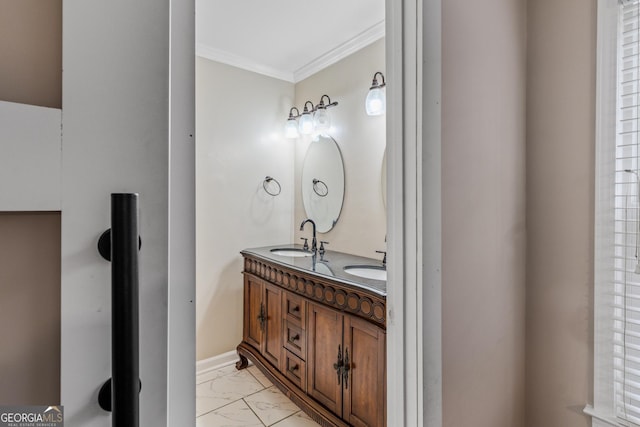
284;291;305;327
284;350;306;392
284;320;306;360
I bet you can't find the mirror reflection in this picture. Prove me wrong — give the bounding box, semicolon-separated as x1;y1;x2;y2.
301;135;345;233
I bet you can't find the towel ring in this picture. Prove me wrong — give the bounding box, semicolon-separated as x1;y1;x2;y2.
263;176;281;196
312;179;328;197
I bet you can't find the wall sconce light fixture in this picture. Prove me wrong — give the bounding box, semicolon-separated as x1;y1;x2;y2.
313;95;337;134
365;71;386;116
299;101;316;135
284;107;300;139
285;95;339;138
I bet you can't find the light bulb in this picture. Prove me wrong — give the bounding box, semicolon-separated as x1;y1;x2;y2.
366;87;386;116
299;112;314;135
313;108;331;134
284;118;299;138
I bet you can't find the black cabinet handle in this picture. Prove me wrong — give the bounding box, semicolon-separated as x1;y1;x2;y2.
257;303;266;331
333;345;343;385
288;334;300;344
343;347;350;389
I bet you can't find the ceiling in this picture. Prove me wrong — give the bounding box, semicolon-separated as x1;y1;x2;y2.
195;0;385;83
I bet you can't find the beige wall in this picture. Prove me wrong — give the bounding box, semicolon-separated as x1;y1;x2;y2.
0;212;60;405
525;0;596;425
441;0;527;425
196;58;295;360
294;39;386;259
0;0;62;108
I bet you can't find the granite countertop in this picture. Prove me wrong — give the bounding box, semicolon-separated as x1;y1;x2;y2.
241;244;387;297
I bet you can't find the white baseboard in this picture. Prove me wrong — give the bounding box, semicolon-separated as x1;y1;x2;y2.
196;350;238;376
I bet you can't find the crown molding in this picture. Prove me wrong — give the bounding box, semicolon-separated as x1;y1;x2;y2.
196;19;385;84
293;20;385;82
196;44;295;82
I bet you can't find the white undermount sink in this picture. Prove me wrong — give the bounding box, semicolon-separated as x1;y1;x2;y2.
270;248;313;257
343;265;387;281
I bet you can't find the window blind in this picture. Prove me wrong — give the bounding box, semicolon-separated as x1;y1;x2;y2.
615;1;640;424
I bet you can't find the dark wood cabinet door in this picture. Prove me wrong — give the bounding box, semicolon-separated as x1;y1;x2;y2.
307;302;343;416
262;282;283;369
343;315;386;427
243;275;263;351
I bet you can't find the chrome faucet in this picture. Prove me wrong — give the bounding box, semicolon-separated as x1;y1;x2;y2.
300;219;317;253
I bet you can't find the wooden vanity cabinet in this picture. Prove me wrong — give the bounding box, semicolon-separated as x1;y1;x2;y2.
307;303;344;415
308;302;386;427
242;274;282;370
237;254;386;427
342;314;386;427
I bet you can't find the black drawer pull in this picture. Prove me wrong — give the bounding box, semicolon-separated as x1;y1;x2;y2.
288;334;300;344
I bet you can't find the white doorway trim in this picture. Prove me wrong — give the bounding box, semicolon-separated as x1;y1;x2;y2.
386;0;442;425
167;0;196;424
421;0;443;425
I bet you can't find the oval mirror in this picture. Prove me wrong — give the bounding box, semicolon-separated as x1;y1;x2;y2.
301;135;345;233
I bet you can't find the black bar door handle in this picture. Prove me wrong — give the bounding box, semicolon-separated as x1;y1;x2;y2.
111;193;140;427
97;193;142;427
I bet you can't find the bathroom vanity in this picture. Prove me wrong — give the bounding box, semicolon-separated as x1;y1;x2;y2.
236;245;386;427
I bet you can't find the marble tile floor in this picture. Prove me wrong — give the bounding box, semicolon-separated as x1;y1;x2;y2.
196;363;322;427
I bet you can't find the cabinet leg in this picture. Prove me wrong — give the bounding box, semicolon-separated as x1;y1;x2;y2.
235;354;249;370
